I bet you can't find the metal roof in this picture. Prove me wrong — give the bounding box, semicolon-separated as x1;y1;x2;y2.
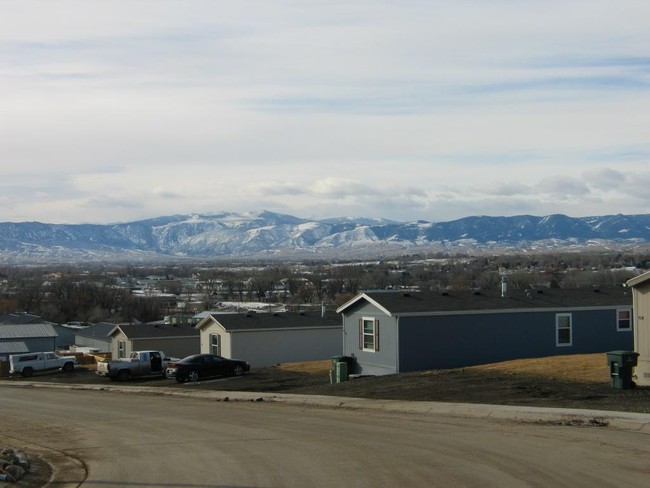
0;323;58;339
198;311;341;332
338;287;632;316
110;323;200;339
0;341;29;354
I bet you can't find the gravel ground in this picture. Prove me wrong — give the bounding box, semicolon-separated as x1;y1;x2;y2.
2;358;649;414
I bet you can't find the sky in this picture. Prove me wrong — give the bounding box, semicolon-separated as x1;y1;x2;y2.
1;1;649;225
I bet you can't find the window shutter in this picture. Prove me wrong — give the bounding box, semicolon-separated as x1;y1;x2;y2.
359;318;362;349
375;320;380;351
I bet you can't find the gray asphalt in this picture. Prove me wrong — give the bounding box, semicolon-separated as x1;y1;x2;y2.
2;381;650;487
9;380;650;433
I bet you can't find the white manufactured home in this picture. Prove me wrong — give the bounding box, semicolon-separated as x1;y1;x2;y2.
195;311;342;367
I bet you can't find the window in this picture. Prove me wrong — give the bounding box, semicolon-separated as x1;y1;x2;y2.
359;317;379;352
617;309;632;331
118;340;126;358
210;334;221;356
556;313;572;347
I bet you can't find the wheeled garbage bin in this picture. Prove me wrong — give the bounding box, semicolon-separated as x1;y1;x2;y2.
606;351;639;389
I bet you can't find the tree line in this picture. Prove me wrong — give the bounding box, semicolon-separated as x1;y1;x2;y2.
0;250;646;324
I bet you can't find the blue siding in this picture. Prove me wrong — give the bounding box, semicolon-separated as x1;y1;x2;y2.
342;302;398;375
398;309;633;372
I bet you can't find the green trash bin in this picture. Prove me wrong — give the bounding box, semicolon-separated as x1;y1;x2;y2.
606;351;639;389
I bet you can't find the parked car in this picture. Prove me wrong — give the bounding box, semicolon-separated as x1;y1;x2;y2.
9;352;77;377
166;354;250;383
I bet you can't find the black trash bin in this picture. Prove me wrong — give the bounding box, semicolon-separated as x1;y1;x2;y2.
606;351;639;389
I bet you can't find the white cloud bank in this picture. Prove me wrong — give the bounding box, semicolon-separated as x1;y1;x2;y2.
0;0;649;224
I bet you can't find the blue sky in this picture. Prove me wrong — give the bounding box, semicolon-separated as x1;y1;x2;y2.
1;0;649;224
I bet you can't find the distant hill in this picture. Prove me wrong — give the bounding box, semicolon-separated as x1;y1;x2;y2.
0;211;649;262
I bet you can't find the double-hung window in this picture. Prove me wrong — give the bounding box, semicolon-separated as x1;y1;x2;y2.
118;340;126;358
360;317;379;352
556;313;572;347
617;309;632;331
210;333;221;356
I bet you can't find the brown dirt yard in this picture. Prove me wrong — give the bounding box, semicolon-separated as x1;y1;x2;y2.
3;353;649;414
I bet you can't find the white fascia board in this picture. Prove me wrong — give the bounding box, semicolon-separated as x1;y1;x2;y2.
336;293;393;316
626;271;650;288
107;325;123;337
195;315;219;331
395;305;625;318
229;325;342;333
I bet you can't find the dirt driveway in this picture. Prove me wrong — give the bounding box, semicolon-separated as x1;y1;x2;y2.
2;353;649;414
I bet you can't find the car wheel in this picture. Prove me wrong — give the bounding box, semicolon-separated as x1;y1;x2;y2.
22;367;34;378
62;362;74;372
233;365;244;376
187;370;199;382
118;369;130;381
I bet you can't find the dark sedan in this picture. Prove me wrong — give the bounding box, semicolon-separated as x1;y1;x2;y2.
165;354;250;383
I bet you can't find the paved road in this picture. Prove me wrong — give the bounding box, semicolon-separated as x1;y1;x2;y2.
1;385;649;487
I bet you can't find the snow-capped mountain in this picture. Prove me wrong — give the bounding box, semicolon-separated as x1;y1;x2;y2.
0;211;649;261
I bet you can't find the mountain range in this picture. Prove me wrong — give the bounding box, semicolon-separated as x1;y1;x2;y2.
1;211;649;262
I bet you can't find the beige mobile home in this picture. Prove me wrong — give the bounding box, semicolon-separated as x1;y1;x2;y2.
627;272;650;386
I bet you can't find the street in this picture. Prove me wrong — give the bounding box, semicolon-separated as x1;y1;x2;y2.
1;386;649;487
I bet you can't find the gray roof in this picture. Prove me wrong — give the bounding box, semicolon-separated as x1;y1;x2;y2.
0;341;29;354
0;323;58;339
110;323;200;339
75;322;116;340
339;287;632;316
201;311;341;332
0;313;53;325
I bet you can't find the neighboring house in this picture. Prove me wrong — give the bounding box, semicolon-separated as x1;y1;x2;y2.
337;286;633;375
107;323;200;359
195;311;342;367
0;323;59;361
0;313;54;325
0;314;79;350
626;271;650;386
74;322;116;353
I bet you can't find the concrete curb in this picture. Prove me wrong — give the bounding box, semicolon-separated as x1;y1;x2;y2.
5;381;650;434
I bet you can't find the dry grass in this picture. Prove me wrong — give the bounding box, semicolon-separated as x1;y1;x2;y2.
277;359;331;375
277;353;611;384
468;353;610;383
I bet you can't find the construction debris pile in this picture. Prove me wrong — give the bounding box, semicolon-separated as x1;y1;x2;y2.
0;448;30;483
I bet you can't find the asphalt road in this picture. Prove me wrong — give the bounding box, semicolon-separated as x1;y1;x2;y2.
1;386;649;487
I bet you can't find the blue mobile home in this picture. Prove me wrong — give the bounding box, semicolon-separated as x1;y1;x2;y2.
337;287;633;375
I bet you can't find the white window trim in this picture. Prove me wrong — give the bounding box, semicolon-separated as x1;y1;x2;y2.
616;308;633;332
210;333;221;356
362;317;377;352
556;313;572;347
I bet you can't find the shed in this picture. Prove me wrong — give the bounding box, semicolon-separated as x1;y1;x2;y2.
107;323;200;359
0;323;58;361
337;287;633;375
195;311;342;367
626;271;650;386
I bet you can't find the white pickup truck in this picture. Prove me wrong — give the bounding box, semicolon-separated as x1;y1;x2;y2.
96;350;178;381
9;352;77;377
